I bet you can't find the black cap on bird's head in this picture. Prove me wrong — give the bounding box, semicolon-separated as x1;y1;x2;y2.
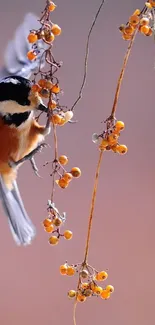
0;75;48;114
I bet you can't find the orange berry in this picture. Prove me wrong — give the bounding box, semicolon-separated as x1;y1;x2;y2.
48;236;59;245
108;134;118;145
51;114;62;125
101;289;111;300
99;139;109;149
113;128;120;136
64;230;73;240
77;294;86;302
132;9;141;16
51;84;60;94
58;155;68;165
95;271;108;281
139;25;150;35
48;1;56;11
56;178;69;189
93;286;103;295
31;84;41;93
66;266;75;276
106;285;114;293
60;264;68;275
149;0;155;7
27;32;38;43
146;2;152;8
43;218;52;227
122;33;132;40
51;24;62;36
49;100;57;110
124;25;135;35
58;117;66;126
63;172;73;182
68;290;76;298
111;144;119;153
53;217;62;227
27;51;37;61
81;282;89;289
115;120;125;131
38;79;47;88
45;80;53;89
70;167;81;178
44;224;54;233
146;27;153;36
90;282;96;291
129;15;140;26
45;31;55;42
140;17;150;25
116;144;128;155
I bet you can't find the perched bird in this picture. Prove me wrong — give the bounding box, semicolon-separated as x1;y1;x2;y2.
0;13;51;246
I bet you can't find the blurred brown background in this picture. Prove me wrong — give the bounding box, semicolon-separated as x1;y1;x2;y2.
0;0;155;324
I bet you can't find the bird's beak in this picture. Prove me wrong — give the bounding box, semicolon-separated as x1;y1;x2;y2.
37;103;48;113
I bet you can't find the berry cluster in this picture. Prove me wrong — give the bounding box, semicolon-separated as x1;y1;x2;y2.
55;156;81;189
119;1;155;41
26;1;80;248
32;78;74;126
27;1;61;61
43;201;73;245
60;262;114;302
92;119;127;154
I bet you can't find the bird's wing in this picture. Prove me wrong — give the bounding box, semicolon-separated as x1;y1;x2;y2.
0;12;47;80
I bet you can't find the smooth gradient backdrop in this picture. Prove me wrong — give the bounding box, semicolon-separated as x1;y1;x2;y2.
0;0;154;324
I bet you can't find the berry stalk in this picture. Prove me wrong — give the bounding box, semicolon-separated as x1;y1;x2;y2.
110;30;137;119
83;150;103;264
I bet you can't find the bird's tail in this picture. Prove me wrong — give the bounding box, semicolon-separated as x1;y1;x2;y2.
0;176;36;246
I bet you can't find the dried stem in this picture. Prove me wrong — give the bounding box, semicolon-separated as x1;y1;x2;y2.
110;30;137;118
73;298;77;325
53;124;58;161
70;0;106;111
50;124;58;202
83;150;103;264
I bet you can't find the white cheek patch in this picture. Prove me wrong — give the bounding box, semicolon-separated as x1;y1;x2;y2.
3;78;20;85
0;100;31;114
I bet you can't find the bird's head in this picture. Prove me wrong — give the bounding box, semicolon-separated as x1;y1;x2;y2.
0;75;48;115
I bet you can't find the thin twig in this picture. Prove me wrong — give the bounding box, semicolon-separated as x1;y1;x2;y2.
51;124;58;202
73;299;77;325
110;30;137;118
83;150;103;264
70;0;106;111
53;124;58;161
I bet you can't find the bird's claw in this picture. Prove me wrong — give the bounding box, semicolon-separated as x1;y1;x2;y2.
8;159;17;168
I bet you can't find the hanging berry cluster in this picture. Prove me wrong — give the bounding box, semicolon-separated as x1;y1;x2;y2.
119;1;155;40
26;0;81;246
43;201;72;245
60;262;114;302
92;119;127;154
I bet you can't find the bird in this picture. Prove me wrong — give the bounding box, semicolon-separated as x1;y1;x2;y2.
0;13;51;246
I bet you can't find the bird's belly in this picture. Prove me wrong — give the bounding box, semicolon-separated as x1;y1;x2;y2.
0;121;44;166
15;130;44;161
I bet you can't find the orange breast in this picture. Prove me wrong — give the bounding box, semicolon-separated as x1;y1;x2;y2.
0;117;45;173
0;118;19;162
